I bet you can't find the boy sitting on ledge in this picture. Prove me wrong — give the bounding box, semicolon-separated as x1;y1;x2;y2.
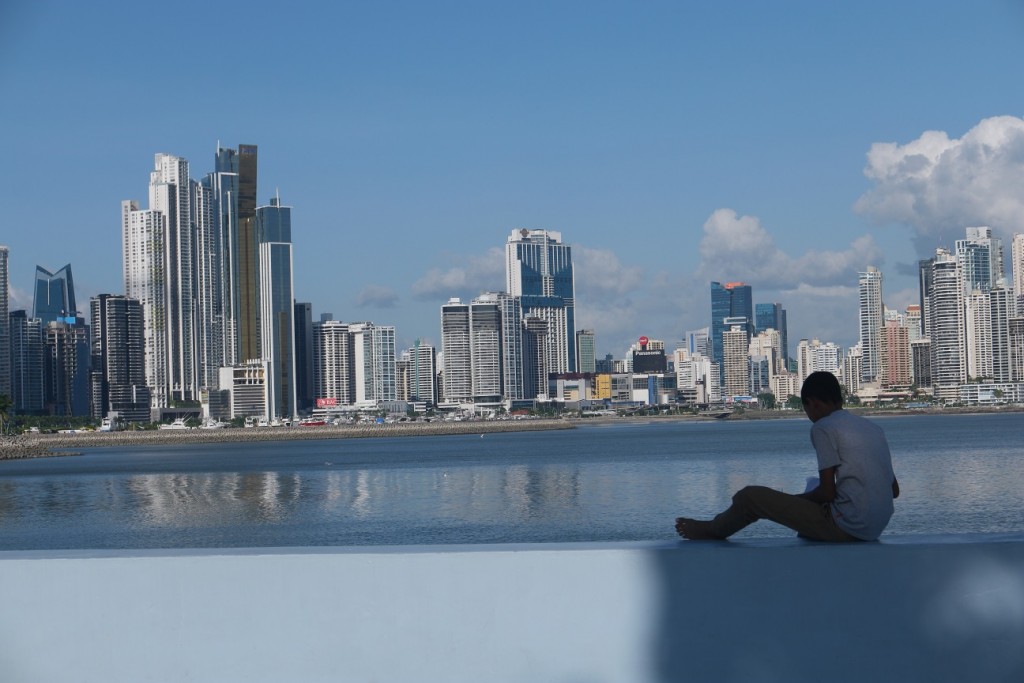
676;371;900;542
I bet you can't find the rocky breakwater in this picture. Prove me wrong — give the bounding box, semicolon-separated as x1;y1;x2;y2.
0;435;79;460
0;420;576;458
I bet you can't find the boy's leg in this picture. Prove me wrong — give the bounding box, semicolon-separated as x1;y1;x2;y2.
704;486;857;541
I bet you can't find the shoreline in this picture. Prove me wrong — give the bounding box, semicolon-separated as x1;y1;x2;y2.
3;404;1021;460
0;420;577;460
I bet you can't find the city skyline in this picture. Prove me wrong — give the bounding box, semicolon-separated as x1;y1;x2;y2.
4;2;1024;356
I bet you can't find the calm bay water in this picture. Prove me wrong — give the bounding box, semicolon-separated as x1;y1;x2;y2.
1;412;1022;550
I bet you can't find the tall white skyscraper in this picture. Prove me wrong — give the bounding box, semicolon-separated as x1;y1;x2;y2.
148;153;196;402
858;266;884;383
1012;232;1024;314
405;340;437;405
468;293;503;406
990;287;1015;382
0;245;10;399
122;200;169;408
192;176;222;392
505;229;576;374
312;318;354;406
123;154;197;408
928;248;966;402
350;323;396;408
441;299;472;404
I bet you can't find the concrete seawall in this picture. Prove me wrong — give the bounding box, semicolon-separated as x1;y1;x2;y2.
2;535;1022;682
0;420;576;459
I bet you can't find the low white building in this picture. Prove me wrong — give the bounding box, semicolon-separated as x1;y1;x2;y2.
218;360;271;420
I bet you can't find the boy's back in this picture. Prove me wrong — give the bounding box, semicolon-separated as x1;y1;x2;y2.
811;409;896;540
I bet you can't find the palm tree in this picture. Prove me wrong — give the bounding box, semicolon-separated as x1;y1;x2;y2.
0;394;12;436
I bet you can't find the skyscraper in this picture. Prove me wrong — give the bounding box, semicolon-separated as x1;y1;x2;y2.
441;298;472;404
149;153;197;403
522;315;549;400
192;173;222;392
258;196;296;419
406;339;438;405
350;323;397;407
498;293;524;401
90;294;150;423
755;302;789;364
294;302;315;412
576;329;596;374
468;294;503;406
710;281;753;377
928;249;965;402
881;320;911;388
122;200;168;408
313;318;355;406
1012;232;1024;314
32;263;77;324
990;287;1015;382
236;144;260;362
206;146;242;369
858;267;884;383
44;319;90;416
505;229;576;374
9;310;44;413
964;291;993;381
0;246;9;399
722;325;750;398
955;226;1003;292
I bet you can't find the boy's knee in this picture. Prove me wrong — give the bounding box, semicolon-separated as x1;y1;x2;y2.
733;485;772;505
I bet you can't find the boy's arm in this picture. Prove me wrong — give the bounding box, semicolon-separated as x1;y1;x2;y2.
799;466;837;504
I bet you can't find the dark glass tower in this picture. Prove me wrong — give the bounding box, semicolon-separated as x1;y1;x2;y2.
237;144;260;362
755;302;789;364
33;264;77;324
710;281;753;372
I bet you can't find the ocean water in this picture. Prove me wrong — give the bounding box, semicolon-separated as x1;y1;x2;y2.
1;412;1022;550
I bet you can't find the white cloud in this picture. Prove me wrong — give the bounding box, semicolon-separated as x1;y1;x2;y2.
855;115;1024;251
8;285;31;312
696;209;882;289
411;247;504;301
355;284;400;308
574;247;645;296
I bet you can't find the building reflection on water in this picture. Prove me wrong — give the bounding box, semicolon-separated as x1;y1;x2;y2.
22;462;590;532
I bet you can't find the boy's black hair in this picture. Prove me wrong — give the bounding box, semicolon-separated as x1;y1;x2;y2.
800;371;843;406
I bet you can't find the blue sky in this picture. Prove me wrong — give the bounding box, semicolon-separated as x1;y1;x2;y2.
3;0;1024;357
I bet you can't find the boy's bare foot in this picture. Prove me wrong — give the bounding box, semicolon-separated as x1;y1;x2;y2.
675;517;724;540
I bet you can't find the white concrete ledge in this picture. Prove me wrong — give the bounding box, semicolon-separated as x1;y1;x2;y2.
2;535;1023;683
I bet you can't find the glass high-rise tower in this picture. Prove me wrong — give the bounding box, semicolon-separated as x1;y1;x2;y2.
0;246;10;399
33;263;77;324
505;229;576;375
258;196;296;419
710;281;753;378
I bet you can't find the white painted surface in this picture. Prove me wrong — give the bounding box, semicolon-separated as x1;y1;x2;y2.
1;536;1023;682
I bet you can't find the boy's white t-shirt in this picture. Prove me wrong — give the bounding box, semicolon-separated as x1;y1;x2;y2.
810;409;896;541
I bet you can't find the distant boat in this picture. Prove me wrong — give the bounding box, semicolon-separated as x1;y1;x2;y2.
159;418;190;430
199;419;226;429
98;417;118;432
